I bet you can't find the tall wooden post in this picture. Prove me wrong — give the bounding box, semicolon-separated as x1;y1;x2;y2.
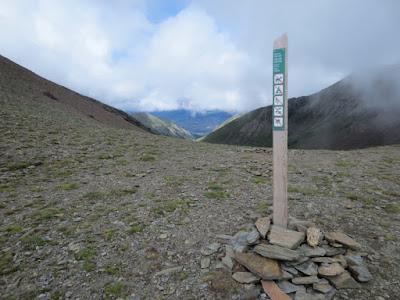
272;33;288;228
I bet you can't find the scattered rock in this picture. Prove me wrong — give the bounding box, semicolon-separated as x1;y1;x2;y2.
201;242;221;255
268;225;305;250
232;272;260;284
347;265;373;282
154;266;183;277
201;257;211;269
237;287;261;300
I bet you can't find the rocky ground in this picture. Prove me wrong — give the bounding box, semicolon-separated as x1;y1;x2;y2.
1;95;400;300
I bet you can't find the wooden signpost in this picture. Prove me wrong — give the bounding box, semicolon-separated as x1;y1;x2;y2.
272;33;288;228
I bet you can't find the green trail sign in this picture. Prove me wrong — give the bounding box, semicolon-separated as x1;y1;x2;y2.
272;48;286;130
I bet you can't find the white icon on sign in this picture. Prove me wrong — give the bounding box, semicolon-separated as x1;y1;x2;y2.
274;73;284;84
274;117;284;127
274;96;283;106
274;85;283;95
274;106;284;117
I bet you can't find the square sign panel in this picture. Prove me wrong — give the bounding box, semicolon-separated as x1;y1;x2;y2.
274;73;284;84
273;117;284;128
274;95;283;106
274;106;284;117
274;84;283;96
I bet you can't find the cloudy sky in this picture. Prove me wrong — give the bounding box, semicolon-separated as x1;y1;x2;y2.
1;0;399;113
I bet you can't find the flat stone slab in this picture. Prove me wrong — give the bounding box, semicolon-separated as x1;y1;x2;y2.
262;280;292;300
236;252;283;280
318;262;345;277
327;270;361;289
255;216;271;239
254;244;300;261
298;244;326;257
276;280;304;294
324;232;361;250
232;272;260;284
294;290;326;300
313;278;333;294
291;276;319;285
294;260;318;276
321;244;346;257
268;225;305;250
348;265;373;282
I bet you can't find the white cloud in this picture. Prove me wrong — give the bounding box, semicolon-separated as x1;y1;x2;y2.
0;0;399;113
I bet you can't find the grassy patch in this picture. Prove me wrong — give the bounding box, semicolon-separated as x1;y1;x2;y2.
105;262;126;276
2;225;23;234
128;226;145;234
385;203;400;213
104;229;117;239
344;193;359;201
335;161;352;167
74;249;96;271
58;183;78;190
256;202;268;213
251;177;266;184
7;162;30;171
104;282;126;298
0;185;16;192
134;156;157;162
83;191;106;200
288;186;317;196
0;251;19;275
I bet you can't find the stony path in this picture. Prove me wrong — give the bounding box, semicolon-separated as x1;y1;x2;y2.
1;96;399;299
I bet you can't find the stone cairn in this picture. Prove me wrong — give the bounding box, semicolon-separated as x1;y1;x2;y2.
201;216;372;300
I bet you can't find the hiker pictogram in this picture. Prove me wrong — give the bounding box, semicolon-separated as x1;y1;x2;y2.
274;96;283;106
274;84;283;95
274;73;284;84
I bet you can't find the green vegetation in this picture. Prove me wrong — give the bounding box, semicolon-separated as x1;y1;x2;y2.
104;282;126;298
58;183;78;190
104;229;117;239
74;249;96;272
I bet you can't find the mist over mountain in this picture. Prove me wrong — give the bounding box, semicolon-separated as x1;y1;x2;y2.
201;65;400;150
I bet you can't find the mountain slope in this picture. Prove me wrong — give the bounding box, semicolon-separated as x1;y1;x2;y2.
149;110;234;137
130;112;195;140
202;65;400;150
0;55;150;133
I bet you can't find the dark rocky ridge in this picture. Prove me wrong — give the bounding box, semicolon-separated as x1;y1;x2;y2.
202;65;400;150
0;55;150;133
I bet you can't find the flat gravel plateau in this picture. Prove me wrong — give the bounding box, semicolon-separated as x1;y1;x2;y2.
1;95;399;300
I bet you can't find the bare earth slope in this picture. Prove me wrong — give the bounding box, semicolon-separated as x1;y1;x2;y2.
0;55;150;133
202;65;400;150
1;60;400;299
